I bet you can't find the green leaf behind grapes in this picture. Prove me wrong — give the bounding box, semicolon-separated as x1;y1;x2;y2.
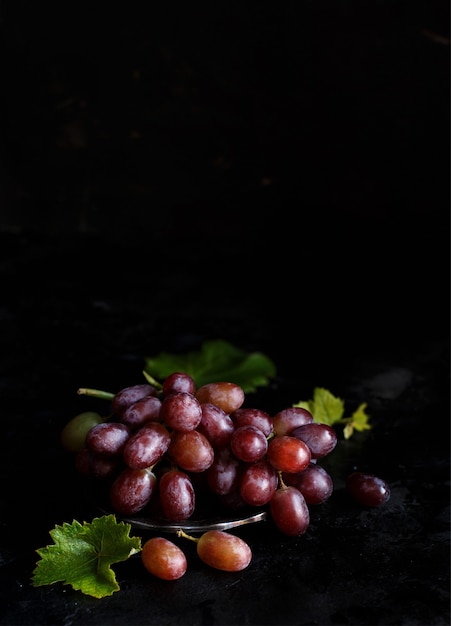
32;515;141;598
294;387;371;437
144;339;276;392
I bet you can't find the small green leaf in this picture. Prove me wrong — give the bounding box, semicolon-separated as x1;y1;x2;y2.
32;515;142;598
293;387;345;426
293;388;371;438
144;339;276;392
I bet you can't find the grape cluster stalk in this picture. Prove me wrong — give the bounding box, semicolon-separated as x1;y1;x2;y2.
62;372;390;578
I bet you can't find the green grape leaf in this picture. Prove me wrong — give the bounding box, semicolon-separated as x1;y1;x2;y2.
144;339;276;392
32;515;142;598
342;402;372;439
294;388;371;438
293;387;345;425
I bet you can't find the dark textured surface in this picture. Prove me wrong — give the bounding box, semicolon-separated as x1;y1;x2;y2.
0;2;449;624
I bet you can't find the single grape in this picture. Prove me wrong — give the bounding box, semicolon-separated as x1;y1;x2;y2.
230;425;268;463
75;448;121;480
112;384;158;417
345;471;391;507
162;372;196;396
206;446;242;495
160;392;202;432
283;463;333;504
270;485;310;536
272;407;314;437
178;529;252;572
168;430;215;473
195;382;245;414
239;459;278;506
141;537;187;580
267;435;311;473
197;403;235;449
109;467;157;515
85;422;130;457
120;395;162;429
230;407;274;437
159;469;195;521
122;422;171;469
61;411;104;452
291;422;338;459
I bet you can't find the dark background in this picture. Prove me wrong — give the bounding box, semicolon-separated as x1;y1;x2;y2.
0;1;449;625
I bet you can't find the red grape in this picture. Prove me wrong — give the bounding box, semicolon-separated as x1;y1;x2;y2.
160;392;202;432
267;435;311;473
283;463;333;504
272;407;314;436
109;467;157;515
162;372;196;396
206;446;242;495
230;425;268;463
112;384;158;417
141;537;187;580
346;471;390;507
159;469;195;521
120;395;162;429
168;430;215;472
85;422;130;457
123;422;171;469
197;402;235;449
291;422;338;459
230;407;274;437
195;382;245;414
195;530;252;572
270;485;310;536
239;459;278;506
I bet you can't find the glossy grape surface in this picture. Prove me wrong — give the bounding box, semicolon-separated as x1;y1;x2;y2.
86;422;130;457
159;469;195;521
270;486;310;536
168;430;215;472
195;382;245;413
196;530;252;571
112;384;158;416
267;435;311;473
230;425;268;463
283;463;333;504
346;471;391;507
123;422;171;469
141;537;187;580
291;422;338;459
109;467;157;515
160;392;203;432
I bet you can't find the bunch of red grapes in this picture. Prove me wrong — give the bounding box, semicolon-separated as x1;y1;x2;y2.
63;372;390;543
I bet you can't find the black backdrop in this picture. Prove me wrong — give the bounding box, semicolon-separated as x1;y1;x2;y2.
0;2;449;625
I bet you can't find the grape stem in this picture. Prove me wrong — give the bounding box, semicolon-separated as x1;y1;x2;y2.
177;529;199;543
77;388;115;400
277;470;288;490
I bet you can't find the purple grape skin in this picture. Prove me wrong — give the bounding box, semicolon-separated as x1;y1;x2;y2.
283;463;334;505
239;460;278;506
346;471;391;507
109;467;157;515
85;422;130;456
290;422;338;459
272;407;314;436
75;448;121;480
197;402;235;449
230;407;274;437
112;384;158;417
162;372;196;396
122;422;171;469
120;395;162;429
159;469;195;521
206;446;242;495
230;425;268;463
160;392;203;432
270;486;310;536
